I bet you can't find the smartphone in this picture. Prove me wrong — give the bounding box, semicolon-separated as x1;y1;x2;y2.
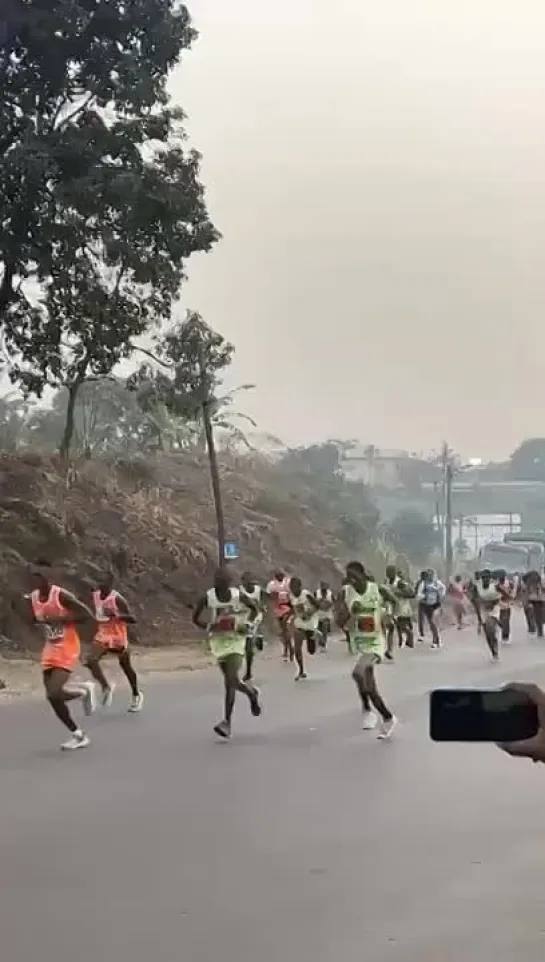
430;687;539;742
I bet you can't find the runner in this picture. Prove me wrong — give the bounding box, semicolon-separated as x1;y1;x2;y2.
266;568;293;662
522;570;545;639
477;568;501;661
497;569;516;644
288;576;320;679
87;571;143;712
383;566;414;658
394;569;416;649
381;567;401;661
415;570;427;641
315;580;334;651
450;574;467;630
337;576;353;652
27;561;96;750
240;570;265;682
338;561;396;737
467;572;483;634
416;569;445;648
192;567;262;739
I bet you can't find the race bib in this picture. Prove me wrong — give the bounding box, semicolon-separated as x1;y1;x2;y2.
216;616;236;633
357;615;376;633
43;623;64;643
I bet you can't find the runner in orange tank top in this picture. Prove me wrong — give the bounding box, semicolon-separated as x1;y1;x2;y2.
26;560;97;750
266;568;294;662
86;570;143;712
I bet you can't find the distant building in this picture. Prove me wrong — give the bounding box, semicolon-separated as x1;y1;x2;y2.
341;445;436;490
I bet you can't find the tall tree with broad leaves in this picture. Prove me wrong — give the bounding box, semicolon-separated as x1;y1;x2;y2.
130;311;236;564
0;0;219;456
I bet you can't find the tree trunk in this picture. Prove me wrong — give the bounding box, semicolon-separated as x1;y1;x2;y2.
203;399;225;566
59;380;82;460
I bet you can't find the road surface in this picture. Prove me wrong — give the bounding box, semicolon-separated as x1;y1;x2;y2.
1;619;545;962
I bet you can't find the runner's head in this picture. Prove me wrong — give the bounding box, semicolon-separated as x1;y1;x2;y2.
273;568;285;583
98;570;115;595
385;564;396;582
241;570;256;591
28;559;52;592
289;575;302;597
214;567;232;592
345;561;367;590
454;574;462;583
480;568;491;588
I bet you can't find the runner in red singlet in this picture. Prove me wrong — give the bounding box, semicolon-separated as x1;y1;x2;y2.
86;571;143;712
27;561;96;750
266;568;293;661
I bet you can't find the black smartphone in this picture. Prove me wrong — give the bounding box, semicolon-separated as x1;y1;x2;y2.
430;687;539;742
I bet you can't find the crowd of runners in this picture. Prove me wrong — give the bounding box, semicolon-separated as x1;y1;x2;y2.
25;558;543;749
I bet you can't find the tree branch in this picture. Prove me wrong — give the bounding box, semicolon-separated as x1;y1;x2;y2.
132;345;173;369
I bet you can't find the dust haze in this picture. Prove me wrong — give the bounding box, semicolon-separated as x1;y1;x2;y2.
173;1;545;460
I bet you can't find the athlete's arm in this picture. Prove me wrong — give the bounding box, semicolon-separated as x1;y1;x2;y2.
306;592;320;611
336;599;350;630
192;595;208;630
379;585;397;605
113;593;137;624
57;590;95;624
240;591;259;622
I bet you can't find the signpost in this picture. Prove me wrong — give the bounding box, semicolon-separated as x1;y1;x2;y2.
223;541;239;561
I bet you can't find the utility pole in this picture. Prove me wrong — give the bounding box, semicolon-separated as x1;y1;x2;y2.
442;441;454;584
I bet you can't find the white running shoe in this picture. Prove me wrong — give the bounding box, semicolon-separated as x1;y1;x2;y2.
61;730;90;751
362;711;378;730
128;692;144;713
377;715;397;740
101;683;116;708
81;682;97;716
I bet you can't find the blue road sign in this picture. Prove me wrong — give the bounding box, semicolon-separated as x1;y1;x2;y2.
223;541;239;560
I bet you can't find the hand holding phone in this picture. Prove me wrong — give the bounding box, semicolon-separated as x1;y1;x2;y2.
430;686;539;743
496;682;545;763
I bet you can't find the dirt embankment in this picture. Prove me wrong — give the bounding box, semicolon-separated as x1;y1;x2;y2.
0;451;361;657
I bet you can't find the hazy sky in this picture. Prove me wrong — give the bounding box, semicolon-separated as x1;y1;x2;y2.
171;1;545;461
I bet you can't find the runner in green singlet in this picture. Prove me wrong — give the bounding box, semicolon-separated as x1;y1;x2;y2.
338;561;397;738
193;567;262;738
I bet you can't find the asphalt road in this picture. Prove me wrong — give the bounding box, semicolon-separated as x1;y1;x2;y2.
2;618;545;962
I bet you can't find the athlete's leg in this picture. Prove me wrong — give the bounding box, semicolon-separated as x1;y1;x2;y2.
117;649;138;696
243;634;254;681
483;616;499;659
293;629;306;679
279;617;294;661
43;669;80;731
384;616;395;661
86;642;109;692
351;655;376;723
214;654;261;738
399;616;414;649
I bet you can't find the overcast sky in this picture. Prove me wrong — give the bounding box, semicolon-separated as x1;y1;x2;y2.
171;1;545;461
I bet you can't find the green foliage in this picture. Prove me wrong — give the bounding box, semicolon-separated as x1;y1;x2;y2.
130;312;256;448
278;441;380;552
1;0;219;452
387;508;439;564
509;438;545;482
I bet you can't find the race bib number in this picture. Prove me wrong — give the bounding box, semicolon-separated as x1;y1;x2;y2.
357;615;376;633
216;616;236;633
43;623;64;643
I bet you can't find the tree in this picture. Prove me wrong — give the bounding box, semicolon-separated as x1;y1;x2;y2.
132;311;237;563
387;508;439;564
509;439;545;482
1;0;219;455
